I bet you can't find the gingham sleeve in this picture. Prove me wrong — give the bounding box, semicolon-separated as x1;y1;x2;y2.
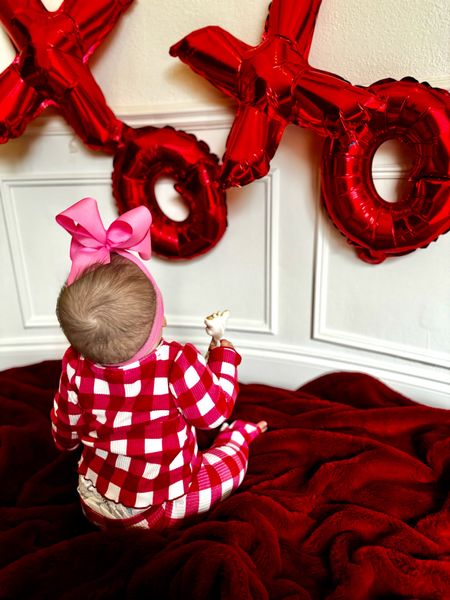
50;347;82;451
169;343;242;430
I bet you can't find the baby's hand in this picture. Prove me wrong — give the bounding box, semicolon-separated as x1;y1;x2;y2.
204;310;230;348
209;338;235;352
218;339;234;349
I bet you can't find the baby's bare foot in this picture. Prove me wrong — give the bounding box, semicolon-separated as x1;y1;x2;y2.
257;420;268;433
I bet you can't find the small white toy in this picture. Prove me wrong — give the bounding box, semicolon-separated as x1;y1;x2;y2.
204;309;230;349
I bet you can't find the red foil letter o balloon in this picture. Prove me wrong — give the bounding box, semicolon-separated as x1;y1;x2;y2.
321;78;450;263
112;126;227;259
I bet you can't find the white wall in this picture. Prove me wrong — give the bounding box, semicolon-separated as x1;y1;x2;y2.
0;0;449;407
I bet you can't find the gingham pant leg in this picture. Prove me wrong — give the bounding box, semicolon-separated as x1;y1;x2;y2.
162;420;262;527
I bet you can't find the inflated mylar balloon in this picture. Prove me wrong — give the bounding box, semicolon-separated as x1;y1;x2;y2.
0;0;448;262
170;0;383;188
171;0;450;262
321;78;450;263
0;0;131;150
0;0;230;260
113;126;227;259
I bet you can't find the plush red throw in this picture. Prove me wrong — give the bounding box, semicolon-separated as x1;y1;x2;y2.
0;361;449;599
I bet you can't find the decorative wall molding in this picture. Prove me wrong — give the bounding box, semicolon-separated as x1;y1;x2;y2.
312;165;450;371
1;173;111;330
2;324;448;394
237;340;450;396
1;334;447;406
21;74;449;136
21;105;236;138
161;169;279;337
1;106;448;407
256;169;279;336
0;164;279;343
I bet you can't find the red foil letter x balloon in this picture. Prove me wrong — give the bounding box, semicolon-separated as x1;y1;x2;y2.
171;0;450;262
0;0;131;150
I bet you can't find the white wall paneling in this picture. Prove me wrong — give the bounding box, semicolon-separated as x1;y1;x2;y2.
0;0;448;407
1;174;112;330
0;111;448;408
313;214;450;371
0;167;279;338
151;157;281;343
0;115;281;367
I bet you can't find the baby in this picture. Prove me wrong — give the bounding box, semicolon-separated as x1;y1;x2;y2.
51;197;266;530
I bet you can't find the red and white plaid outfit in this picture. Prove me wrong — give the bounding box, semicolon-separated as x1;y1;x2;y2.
51;339;261;528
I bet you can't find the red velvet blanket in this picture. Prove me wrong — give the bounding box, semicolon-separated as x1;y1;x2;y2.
0;361;449;599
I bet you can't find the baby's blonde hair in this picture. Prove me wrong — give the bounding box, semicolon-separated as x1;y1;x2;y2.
56;254;156;364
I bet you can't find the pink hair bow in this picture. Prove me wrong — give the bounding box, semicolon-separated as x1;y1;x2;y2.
56;197;152;284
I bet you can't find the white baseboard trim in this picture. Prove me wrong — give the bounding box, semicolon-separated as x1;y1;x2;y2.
1;337;448;409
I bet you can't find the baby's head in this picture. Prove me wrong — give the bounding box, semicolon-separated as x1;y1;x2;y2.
56;254;160;365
